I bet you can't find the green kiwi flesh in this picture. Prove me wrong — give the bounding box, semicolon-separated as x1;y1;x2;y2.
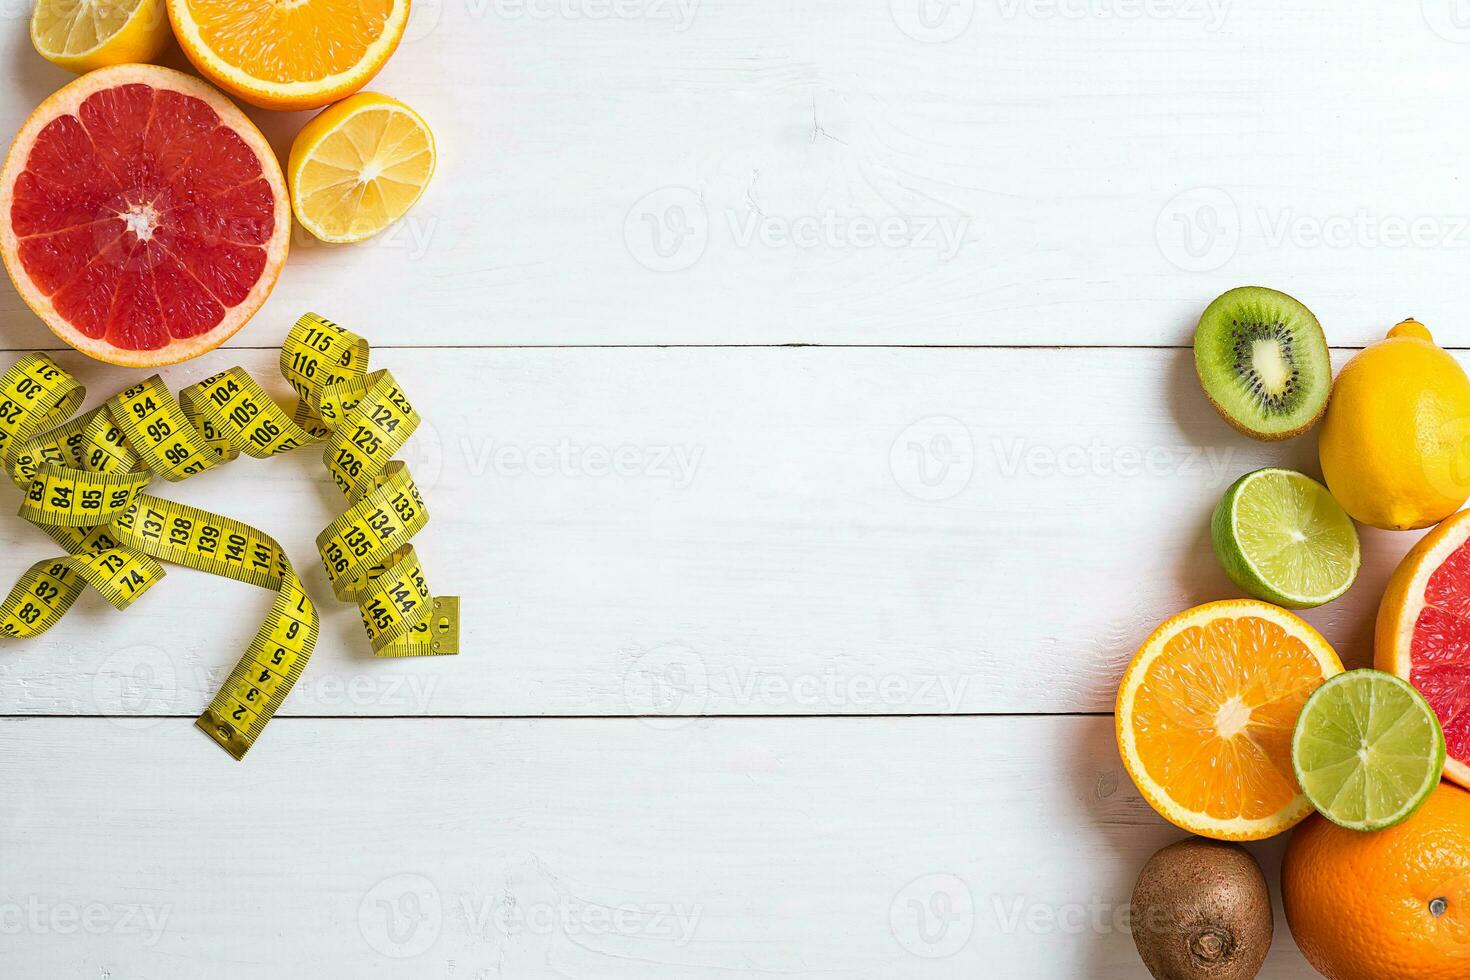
1194;286;1331;441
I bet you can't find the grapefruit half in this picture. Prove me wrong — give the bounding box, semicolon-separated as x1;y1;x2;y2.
0;64;289;367
1378;509;1470;788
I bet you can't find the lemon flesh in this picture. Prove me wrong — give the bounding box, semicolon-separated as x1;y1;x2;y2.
288;92;436;244
32;0;171;73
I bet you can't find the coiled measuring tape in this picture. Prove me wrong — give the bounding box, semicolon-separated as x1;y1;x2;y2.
0;314;459;759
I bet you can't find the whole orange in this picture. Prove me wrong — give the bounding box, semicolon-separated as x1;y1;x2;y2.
1282;782;1470;979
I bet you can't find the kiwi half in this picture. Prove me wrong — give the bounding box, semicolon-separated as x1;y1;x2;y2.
1194;287;1331;441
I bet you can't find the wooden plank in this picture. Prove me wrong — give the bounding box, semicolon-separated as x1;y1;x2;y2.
4;2;1470;348
0;715;1322;978
0;345;1421;717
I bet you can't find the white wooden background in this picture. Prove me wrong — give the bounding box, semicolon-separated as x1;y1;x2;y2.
0;1;1465;976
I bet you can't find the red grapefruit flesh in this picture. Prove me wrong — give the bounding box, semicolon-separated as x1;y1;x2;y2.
1378;509;1470;788
0;64;289;367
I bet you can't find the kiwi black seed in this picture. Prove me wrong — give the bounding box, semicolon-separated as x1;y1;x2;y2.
1193;286;1331;441
1130;837;1272;980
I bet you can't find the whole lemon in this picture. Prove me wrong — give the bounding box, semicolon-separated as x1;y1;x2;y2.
1319;320;1470;530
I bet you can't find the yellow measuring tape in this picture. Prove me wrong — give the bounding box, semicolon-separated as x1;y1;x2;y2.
0;313;459;759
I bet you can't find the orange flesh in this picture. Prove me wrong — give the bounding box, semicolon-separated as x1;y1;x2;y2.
182;0;395;83
1131;616;1320;820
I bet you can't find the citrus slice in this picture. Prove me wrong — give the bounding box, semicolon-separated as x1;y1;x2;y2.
1116;599;1344;840
1211;467;1361;608
288;93;435;244
1377;508;1470;789
1291;670;1446;831
0;65;290;367
31;0;171;74
167;0;410;111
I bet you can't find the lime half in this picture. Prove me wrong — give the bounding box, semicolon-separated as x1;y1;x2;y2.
1211;467;1360;608
1291;670;1446;832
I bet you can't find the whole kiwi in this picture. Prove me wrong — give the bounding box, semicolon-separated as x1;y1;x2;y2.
1130;837;1272;980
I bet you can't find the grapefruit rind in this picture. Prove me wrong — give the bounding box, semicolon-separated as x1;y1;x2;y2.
0;64;289;368
166;0;411;111
1116;599;1344;841
1376;508;1470;789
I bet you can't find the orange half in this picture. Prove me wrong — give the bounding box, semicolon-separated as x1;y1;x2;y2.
167;0;410;111
1116;600;1343;840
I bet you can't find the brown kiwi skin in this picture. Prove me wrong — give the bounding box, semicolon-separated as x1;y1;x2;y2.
1197;378;1329;442
1130;837;1272;980
1193;285;1331;442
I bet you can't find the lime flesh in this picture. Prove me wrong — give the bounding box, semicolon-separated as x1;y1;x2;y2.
1211;467;1360;608
1291;670;1446;832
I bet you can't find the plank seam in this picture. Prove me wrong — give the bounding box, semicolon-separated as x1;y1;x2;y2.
0;344;1399;353
0;711;1115;720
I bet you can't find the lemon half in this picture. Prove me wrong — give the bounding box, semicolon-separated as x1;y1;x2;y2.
32;0;172;74
288;93;436;245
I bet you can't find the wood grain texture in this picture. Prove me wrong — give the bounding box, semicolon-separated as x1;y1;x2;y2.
0;346;1421;720
4;1;1470;348
0;716;1321;978
0;3;1454;977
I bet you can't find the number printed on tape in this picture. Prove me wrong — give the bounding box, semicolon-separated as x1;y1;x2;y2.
0;314;460;760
